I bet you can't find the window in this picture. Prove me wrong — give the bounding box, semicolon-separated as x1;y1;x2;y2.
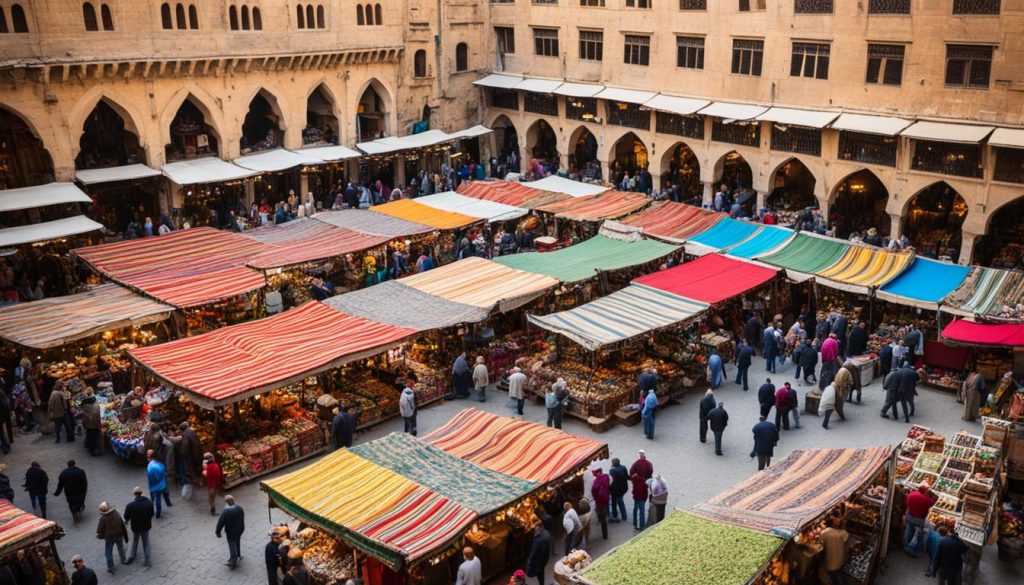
365;3;374;24
0;6;6;33
607;101;650;130
355;5;362;25
534;28;559;57
712;121;760;146
455;42;469;72
496;27;515;55
953;0;1000;15
866;44;904;86
791;42;830;79
994;148;1024;184
771;126;822;156
656;113;704;139
676;36;704;69
175;3;186;28
739;0;766;10
731;39;763;76
230;5;238;29
8;3;26;32
317;5;325;27
945;45;993;89
241;5;250;29
680;0;705;8
188;4;197;29
253;7;262;29
625;0;651;7
491;88;519;110
83;3;98;31
624;35;650;66
580;0;605;5
579;30;603;61
374;4;381;24
306;4;314;27
794;0;832;13
838;131;897;167
413;49;427;77
525;93;558;116
912;140;983;178
868;0;910;13
566;97;598;121
161;3;172;28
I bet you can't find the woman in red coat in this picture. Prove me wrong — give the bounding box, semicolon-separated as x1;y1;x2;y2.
202;452;223;516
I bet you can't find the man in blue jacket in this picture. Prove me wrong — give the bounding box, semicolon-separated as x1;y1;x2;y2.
734;341;754;391
641;389;658;440
146;450;169;519
215;495;245;569
751;416;780;471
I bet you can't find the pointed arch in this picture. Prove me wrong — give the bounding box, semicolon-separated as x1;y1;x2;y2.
355;78;393;141
829;168;890;239
160;88;225;157
305;81;342;145
525;118;559;163
490;114;521;161
659;140;702;198
711;149;753;191
767;156;819;210
607;131;649;174
240;87;288;152
0;104;57;188
902;181;968;261
68;89;149;164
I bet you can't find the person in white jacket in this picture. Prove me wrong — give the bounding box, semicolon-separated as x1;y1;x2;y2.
472;357;489;403
507;367;528;415
399;385;417;436
818;384;837;430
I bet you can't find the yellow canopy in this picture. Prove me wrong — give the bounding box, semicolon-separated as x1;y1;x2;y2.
370;199;479;230
816;245;914;292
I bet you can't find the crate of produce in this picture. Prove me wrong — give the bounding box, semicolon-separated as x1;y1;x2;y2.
951;432;982;449
943;444;977;462
933;477;962;497
914;452;944;474
906;470;937;487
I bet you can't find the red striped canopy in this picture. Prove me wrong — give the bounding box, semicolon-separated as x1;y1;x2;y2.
73;227;267;308
129;302;415;407
422;408;607;483
242;219;391;270
634;253;778;304
456;180;564;208
537;190;652;222
621;202;725;243
0;500;61;557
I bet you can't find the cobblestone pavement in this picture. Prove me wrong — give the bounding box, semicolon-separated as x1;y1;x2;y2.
4;356;1020;585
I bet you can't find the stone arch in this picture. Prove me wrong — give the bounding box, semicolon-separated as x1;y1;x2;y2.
766;156;820;210
710;149;754;191
606;131;648;172
239;86;289;151
304;80;342;146
972;193;1024;267
525;118;559;163
567;125;599;172
160;88;226;155
68;89;149;167
659;140;702;200
901;180;970;262
354;78;394;141
828;168;891;239
0;103;57;187
489;114;520;159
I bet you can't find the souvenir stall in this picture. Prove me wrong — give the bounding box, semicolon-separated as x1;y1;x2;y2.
369;198;483;263
533;190;652;241
261;409;607;585
75;165;164;237
0;501;69;585
936;319;1024;394
618;200;725;244
161;158;257;229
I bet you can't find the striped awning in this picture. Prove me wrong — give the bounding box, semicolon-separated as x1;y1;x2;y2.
129;302;415;407
943;266;1024;320
311;209;433;238
724;225;794;259
815;245;914;293
413;191;527;223
493;235;679;283
398;257;559;312
684;218;762;255
620;202;725;243
528;284;708;350
537;190;652;222
0;501;62;558
72;227;267;308
370;199;480;230
456;180;561;208
756;233;849;281
876;257;972;311
0;284;173;349
242;218;390;271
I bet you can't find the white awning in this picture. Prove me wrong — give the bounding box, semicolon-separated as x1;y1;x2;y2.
357;127;491;156
162;157;258;185
0;183;92;213
0;215;104;247
513;78;563;94
527;175;610;198
642;94;710;116
756;107;839;129
698;101;768;121
901;121;995;144
553;82;605;98
473;73;523;89
414;191;527;223
451;125;494;139
988;128;1024;149
830;113;912;136
595;87;658;105
234;148;326;172
298;144;362;162
75;164;162;185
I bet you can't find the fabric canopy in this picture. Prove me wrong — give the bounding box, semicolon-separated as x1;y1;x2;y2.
527;175;609;197
324;280;490;330
756;233;849;281
528;284;707;350
400;256;558;312
941;319;1024;347
553;81;605;98
830;113;912;136
75;164;163;185
619;202;724;243
233;148;324;172
312;210;433;238
684;218;762;254
943;267;1024;320
698;101;767;121
537;190;651;222
297;144;362;162
901;121;994;144
494;235;678;283
0;216;104;247
815;246;914;293
161;157;257;185
73;227;267;308
422;408;607;483
691;447;891;534
634;253;777;304
876;257;972;310
473;73;523;89
130;302;415;407
242;218;390;270
370;199;479;230
595;87;657;105
0;182;92;212
0;501;61;558
357;126;492;156
0;283;172;349
725;225;793;259
513;77;563;94
413;191;527;223
988;128;1024;149
642;94;710;116
456;180;559;208
756;107;839;129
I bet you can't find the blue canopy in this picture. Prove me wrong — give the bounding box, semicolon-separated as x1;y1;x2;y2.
876;257;971;309
685;218;761;254
726;226;793;259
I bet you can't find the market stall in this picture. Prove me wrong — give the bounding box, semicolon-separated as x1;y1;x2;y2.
397;256;559;313
412;191;527;224
618;201;724;244
535;190;651;241
683;218;762;256
810;243;914;296
724;225;795;260
457;180;568;209
0;501;68;585
875;257;972;312
160;157;258;228
526;175;609;198
756;232;851;283
943;266;1024;323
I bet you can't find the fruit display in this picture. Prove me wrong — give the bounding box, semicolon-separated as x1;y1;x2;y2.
933;494;962;516
914;452;944;474
929;512;958;533
922;434;946;453
943;444;977;461
955;521;986;546
952;432;982;448
940;468;969;483
907;425;932;441
562;550;591;572
934;478;962;497
895;459;914;479
297;529;356;584
943;458;973;473
906;470;936;487
899;439;923;459
333;393;381;426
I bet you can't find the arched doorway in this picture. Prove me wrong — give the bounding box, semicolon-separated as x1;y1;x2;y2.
304;84;338;146
716;151;753;191
75;100;145;169
569;127;598;177
526;119;558;168
610;132;649;190
768;159;817;213
830;170;890;240
973;196;1024;269
241;90;283;153
903;182;967;262
661;142;701;202
0;107;55;190
165;96;219;161
356;82;389;142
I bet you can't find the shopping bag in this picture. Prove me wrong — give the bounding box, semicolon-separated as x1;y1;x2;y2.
181;483;193;501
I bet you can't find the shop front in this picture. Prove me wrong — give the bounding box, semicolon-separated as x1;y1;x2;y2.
903;182;967;262
973;197;1024;270
160;157;258;229
768;159;818;225
830;170;891;240
0;501;69;585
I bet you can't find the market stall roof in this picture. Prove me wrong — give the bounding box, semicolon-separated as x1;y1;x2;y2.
619;201;725;243
297;143;362;162
130;302;415;407
633;253;778;305
0;182;92;212
941;319;1024;347
369;199;480;230
536;190;652;222
755;232;849;281
493;234;679;283
527;284;708;351
233;148;324;172
513;77;563;93
398;256;559;312
456;180;559;208
641;94;710;116
814;245;914;293
683;218;762;255
161;157;258;185
875;257;972;310
356;126;492;156
690;447;892;534
697;101;768;121
72;227;267;308
526;175;610;198
413;191;528;223
724;225;794;259
0;215;104;248
0;283;173;349
594;86;658;105
988;128;1024;149
324;280;490;330
830;113;912;136
756;107;839;129
900;121;995;144
943;266;1024;320
311;209;433;238
422;408;608;483
553;81;605;98
74;164;163;185
241;218;391;271
0;501;62;558
473;73;523;89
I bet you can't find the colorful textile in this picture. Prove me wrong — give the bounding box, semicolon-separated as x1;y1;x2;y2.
456;180;562;208
324;281;490;330
312;210;433;238
685;218;762;253
370;199;479;230
72;227;267;308
634;253;777;305
0;283;172;349
0;500;61;557
815;245;914;292
757;233;849;277
537;190;651;222
527;284;708;350
413;191;527;223
944;267;1024;320
243;218;390;270
422;408;607;483
876;257;971;310
130;302;415;407
690;447;891;534
725;226;793;259
620;202;725;243
398;257;558;312
493;235;679;283
941;319;1024;347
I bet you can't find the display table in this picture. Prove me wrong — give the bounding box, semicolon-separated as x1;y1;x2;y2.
849;354;877;386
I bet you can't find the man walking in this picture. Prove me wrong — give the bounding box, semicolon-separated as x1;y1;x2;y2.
80;388;102;457
629;451;653;530
472;356;489;403
699;389;716;443
95;502;128;573
545;379;569;429
24;461;48;518
734;341;754;391
123;487;153;567
47;385;72;444
751;416;780;471
899;363;921;417
456;546;482;585
146;450;169;518
608;458;628;524
708;402;729;456
933;528;969;585
216;494;245;568
54;459;87;522
330;405;356;450
399;383;417;436
757;378;776;418
786;382;801;429
507;367;528;416
763;323;778;373
641;389;657;440
590;468;610;540
70;555;98;585
796;340;818;385
525;524;550;585
562;502;583;554
774;384;791;431
177;421;203;485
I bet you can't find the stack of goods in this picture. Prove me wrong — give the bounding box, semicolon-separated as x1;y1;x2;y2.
921;366;962;391
218;447;250;486
279;417;324;458
393;360;444;404
106;417;147;459
482;332;551;376
333;393;380;426
215;415;324;485
239;440;275;476
975;350;1012;384
292;528;356;585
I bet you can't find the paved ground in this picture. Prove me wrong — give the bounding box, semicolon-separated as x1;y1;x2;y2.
5;355;1020;584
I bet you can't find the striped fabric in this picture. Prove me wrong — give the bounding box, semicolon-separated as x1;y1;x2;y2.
493;235;680;283
620;202;725;243
634;254;778;305
324;280;490;330
537;191;652;222
685;218;762;252
527;284;708;350
690;447;891;534
72;227;267;308
725;225;794;259
944;267;1024;319
0;284;172;349
129;302;415;407
311;210;433;238
757;233;849;276
242;219;390;270
370;199;479;230
422;408;608;483
456;180;560;208
413;191;527;223
0;500;60;557
816;245;914;291
398;256;559;312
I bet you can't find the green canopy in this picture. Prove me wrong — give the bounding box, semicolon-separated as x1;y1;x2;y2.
757;233;848;278
494;235;679;283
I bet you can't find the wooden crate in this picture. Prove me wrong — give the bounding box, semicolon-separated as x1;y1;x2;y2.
588;414;615;433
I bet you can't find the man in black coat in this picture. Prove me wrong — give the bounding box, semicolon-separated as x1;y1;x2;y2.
265;528;285;585
330;405;357;450
745;314;763;353
123;487;154;567
607;458;628;523
70;556;98;585
708;402;729;456
897;363;920;417
23;462;48;519
831;313;849;359
734;341;754;391
847;321;869;357
757;379;776;418
932;531;968;584
525;524;551;585
698;389;716;443
879;342;894;378
904;325;923;368
216;495;246;568
880;369;909;423
796;340;818;385
751;416;780;471
54;460;87;521
814;315;831;345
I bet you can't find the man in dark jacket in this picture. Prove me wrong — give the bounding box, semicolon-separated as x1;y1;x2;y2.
745;314;763;352
786;382;802;428
265;528;285;585
216;495;246;568
525;524;551;585
879;342;894;378
814;314;831;345
177;422;203;485
54;460;87;521
23;462;48;518
698;389;716;443
797;340;818;385
831;313;849;359
607;458;628;523
757;379;776;418
903;325;923;368
762;325;779;373
708;402;729;456
734;341;754;391
330;405;357;450
932;530;968;584
80;389;102;457
847;322;869;357
752;416;780;471
880;369;909;422
70;556;98;585
898;363;921;417
123;487;153;567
